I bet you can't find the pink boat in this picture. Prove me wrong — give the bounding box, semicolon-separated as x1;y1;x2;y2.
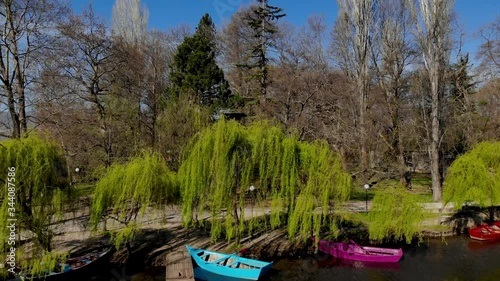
315;239;403;263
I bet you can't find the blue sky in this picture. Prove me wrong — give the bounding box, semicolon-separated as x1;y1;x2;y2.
71;0;499;59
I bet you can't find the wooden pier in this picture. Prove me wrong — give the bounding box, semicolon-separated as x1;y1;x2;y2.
165;247;195;281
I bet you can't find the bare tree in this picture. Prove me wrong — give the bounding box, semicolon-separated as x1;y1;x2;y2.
55;7;118;167
0;0;68;138
112;0;149;45
268;17;358;166
371;0;416;183
331;0;375;173
143;27;190;148
476;16;500;79
219;6;258;98
271;16;329;133
412;0;454;201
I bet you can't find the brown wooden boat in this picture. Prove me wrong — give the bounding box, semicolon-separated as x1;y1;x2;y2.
17;247;114;281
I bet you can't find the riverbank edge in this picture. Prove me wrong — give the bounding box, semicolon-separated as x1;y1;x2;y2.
0;201;478;278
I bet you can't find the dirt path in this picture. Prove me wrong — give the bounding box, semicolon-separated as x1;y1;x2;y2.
24;200;456;268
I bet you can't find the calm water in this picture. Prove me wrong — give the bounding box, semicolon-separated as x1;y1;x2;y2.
15;236;497;281
194;236;500;281
264;236;500;281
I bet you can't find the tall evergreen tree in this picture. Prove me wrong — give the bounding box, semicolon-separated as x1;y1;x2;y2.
170;14;231;106
243;0;285;98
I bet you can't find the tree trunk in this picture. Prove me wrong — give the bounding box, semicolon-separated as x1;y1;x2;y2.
5;86;21;138
358;62;369;172
430;74;442;202
3;2;24;138
126;241;132;257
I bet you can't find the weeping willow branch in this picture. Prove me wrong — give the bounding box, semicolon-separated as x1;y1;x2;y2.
443;141;500;211
0;133;69;276
90;150;178;250
368;187;425;244
0;134;68;249
179;118;351;243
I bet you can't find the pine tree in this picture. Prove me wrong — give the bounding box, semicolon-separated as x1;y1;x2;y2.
170;14;231;107
243;0;285;98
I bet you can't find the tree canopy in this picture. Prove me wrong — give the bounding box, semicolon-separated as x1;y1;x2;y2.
178;119;351;242
443;141;500;209
368;187;425;243
0;134;68;253
90;151;178;250
170;13;231;106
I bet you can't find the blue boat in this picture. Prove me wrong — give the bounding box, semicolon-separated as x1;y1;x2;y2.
186;245;272;281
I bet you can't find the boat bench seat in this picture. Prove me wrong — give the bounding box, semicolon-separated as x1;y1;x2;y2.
213;256;230;265
226;261;239;268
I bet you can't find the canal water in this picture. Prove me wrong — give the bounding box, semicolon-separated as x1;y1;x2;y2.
192;236;500;281
263;236;500;281
9;236;496;281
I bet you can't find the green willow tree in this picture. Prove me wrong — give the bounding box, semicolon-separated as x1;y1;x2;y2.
368;188;425;243
178;119;351;242
169;13;231;106
0;134;68;252
443;141;500;220
90;151;178;254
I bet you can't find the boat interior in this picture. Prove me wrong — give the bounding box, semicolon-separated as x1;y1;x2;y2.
196;251;261;269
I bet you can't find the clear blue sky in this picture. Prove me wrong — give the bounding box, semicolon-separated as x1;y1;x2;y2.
71;0;499;59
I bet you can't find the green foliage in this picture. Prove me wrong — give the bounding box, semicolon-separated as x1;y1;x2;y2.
90;151;178;248
179;118;351;242
169;13;232;106
156;95;211;170
243;0;285;96
0;133;68;252
443;141;500;209
368;187;425;243
20;251;69;279
111;222;139;250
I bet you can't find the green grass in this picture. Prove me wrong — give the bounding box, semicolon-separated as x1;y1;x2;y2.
339;211;370;225
350;174;434;203
71;183;95;198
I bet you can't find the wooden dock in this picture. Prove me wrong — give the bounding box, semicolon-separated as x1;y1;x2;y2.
165;247;195;281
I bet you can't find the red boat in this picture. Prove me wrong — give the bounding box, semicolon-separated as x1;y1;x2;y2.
314;239;403;263
468;222;500;241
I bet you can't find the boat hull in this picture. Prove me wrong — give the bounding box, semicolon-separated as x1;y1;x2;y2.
317;239;403;263
186;245;272;281
468;222;500;241
17;247;115;281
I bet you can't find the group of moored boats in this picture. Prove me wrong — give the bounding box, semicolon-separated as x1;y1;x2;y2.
186;221;500;281
185;238;403;281
9;221;499;281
